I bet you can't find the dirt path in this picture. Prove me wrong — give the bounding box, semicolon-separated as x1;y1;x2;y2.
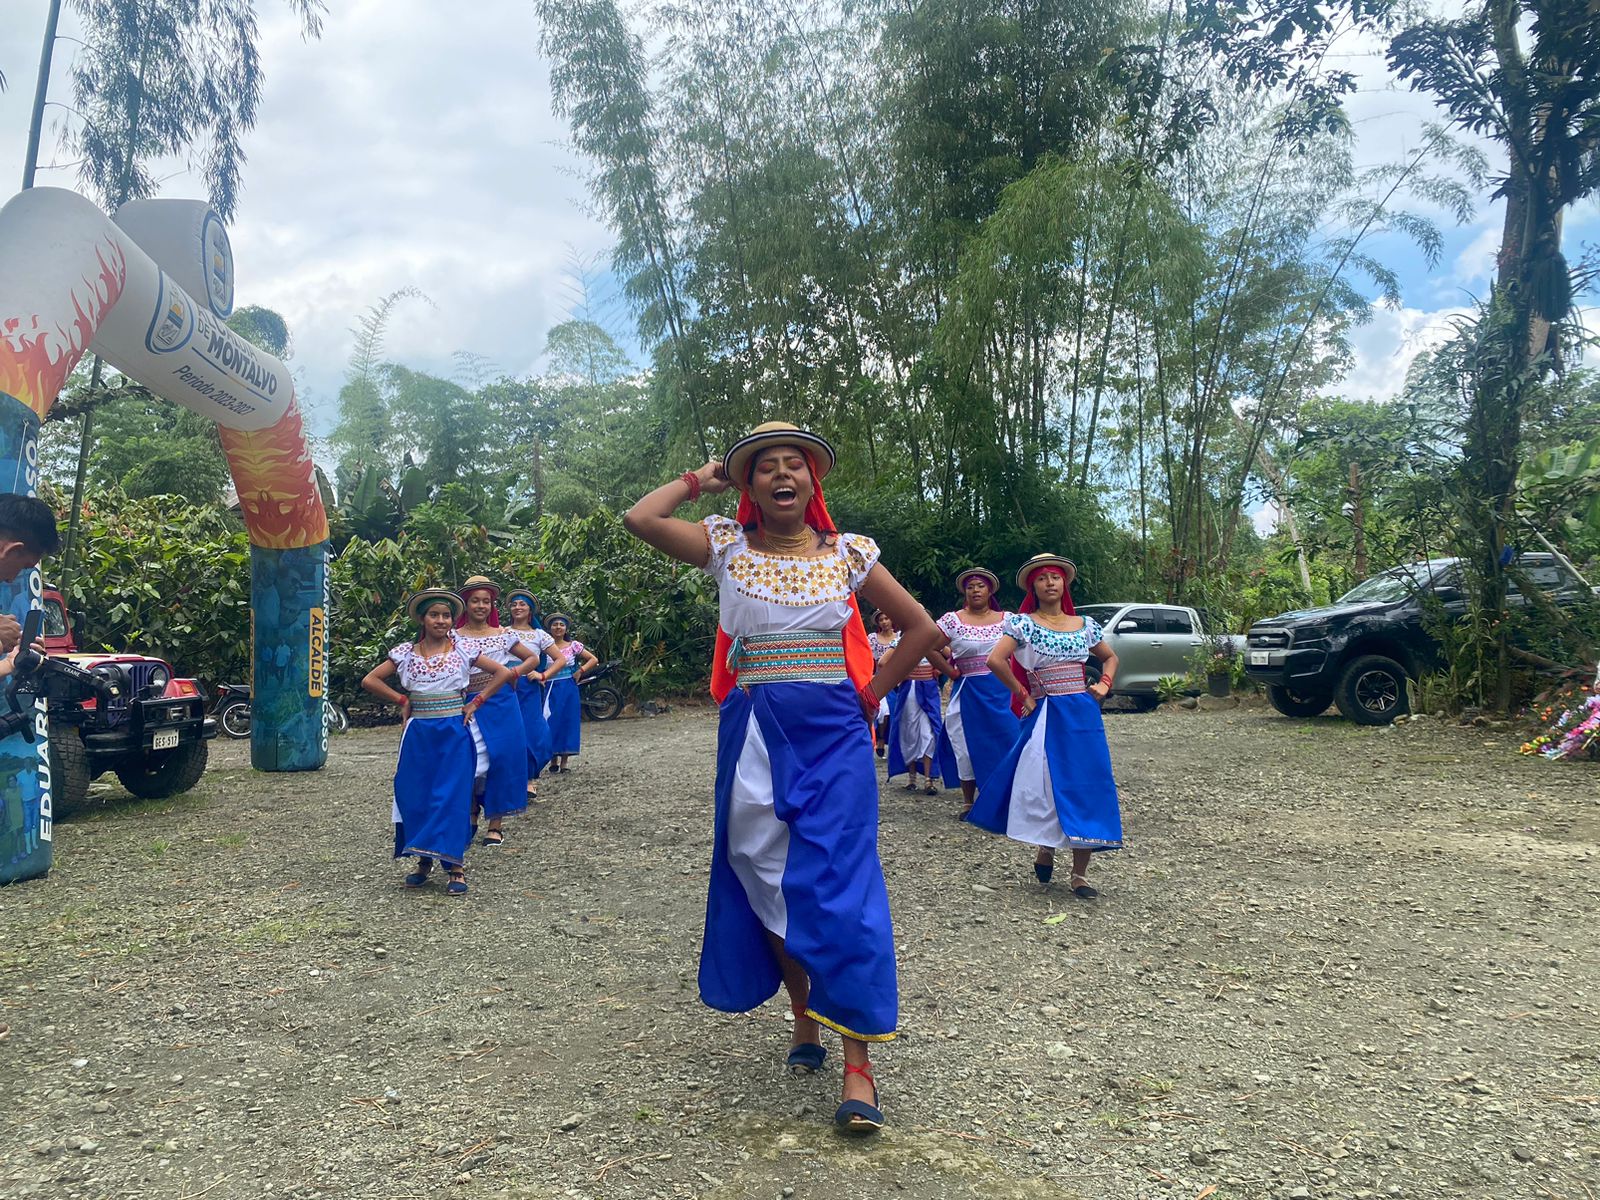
2;702;1597;1200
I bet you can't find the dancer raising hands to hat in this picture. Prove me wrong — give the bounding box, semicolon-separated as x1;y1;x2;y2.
361;589;515;896
965;555;1123;898
934;568;1017;815
624;422;941;1137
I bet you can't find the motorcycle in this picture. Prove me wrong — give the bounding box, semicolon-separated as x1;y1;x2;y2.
210;683;349;739
578;661;624;721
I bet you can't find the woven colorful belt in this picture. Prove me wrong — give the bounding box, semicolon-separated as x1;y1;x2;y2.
1032;661;1088;696
550;661;577;681
409;691;465;719
907;663;937;680
953;655;991;676
729;630;847;685
465;671;496;695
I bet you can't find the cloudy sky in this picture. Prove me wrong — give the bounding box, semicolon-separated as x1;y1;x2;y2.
2;1;1595;449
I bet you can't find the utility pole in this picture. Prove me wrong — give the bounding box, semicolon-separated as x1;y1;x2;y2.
22;0;64;190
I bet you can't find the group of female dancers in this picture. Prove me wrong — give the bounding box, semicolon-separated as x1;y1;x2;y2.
361;419;1123;1139
622;421;1127;1140
359;578;596;895
875;563;1123;889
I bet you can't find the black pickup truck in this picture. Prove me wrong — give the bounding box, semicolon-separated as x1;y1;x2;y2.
1244;553;1597;725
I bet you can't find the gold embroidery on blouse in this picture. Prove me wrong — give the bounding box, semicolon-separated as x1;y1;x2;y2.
725;549;854;607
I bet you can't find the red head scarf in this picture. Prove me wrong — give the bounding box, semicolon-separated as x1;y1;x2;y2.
1010;566;1077;715
710;451;875;702
456;588;502;629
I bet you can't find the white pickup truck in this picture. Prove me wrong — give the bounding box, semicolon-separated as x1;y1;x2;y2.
1076;603;1245;711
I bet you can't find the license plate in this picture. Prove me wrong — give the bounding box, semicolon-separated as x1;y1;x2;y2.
152;729;180;750
1249;651;1269;666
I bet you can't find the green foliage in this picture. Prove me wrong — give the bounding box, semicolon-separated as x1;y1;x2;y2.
51;490;253;683
1155;674;1186;703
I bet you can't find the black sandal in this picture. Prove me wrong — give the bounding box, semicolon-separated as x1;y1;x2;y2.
483;828;505;847
403;857;434;888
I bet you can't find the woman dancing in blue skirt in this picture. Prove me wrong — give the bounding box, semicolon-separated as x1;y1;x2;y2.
934;568;1017;815
966;554;1123;898
884;635;954;795
624;421;939;1136
503;586;560;799
454;576;539;846
361;589;515;896
540;614;598;773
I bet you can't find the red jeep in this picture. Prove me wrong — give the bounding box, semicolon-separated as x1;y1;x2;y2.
37;586;216;812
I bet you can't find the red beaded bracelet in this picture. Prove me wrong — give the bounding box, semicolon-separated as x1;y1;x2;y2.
681;470;702;501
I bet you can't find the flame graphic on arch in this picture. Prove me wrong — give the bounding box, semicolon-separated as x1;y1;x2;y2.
219;402;330;550
0;240;126;419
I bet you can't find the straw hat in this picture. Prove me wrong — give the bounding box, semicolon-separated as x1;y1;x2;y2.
955;567;1000;594
1014;554;1078;590
503;585;537;609
543;612;572;630
459;574;499;600
723;421;836;489
406;588;463;623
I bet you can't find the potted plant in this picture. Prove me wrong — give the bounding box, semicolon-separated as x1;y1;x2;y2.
1189;635;1238;698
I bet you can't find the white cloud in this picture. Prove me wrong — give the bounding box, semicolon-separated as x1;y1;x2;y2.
2;0;614;437
1337;302;1474;402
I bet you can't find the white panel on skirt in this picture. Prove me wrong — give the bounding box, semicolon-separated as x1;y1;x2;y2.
1003;707;1070;849
727;716;790;939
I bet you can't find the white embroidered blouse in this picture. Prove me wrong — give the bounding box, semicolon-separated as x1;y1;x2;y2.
1001;612;1105;671
387;642;473;693
867;631;899;662
937;611;1009;666
701;513;880;639
506;626;554;665
548;641;586;679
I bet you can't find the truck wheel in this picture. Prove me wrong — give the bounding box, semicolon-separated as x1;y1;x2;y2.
115;739;209;800
1267;685;1332;718
218;700;252;739
1333;655;1410;726
49;734;92;816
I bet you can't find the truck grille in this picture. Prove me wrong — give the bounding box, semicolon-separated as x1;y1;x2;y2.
1248;629;1291;650
102;663;164;727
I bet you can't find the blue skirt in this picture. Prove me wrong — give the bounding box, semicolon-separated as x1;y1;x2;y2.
393;716;475;867
545;676;581;756
515;676;552;778
471;686;529;818
701;680;898;1042
937;671;1017;791
887;678;943;778
965;692;1122;851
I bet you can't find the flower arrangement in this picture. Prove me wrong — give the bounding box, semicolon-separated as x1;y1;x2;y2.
1519;679;1600;760
1188;633;1238;680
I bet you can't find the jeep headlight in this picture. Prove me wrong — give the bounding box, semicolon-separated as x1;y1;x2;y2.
145;665;171;694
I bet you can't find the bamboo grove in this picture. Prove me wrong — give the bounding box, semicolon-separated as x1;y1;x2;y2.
534;0;1482;608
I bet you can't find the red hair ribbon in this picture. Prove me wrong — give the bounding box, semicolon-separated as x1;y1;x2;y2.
710;452;875;702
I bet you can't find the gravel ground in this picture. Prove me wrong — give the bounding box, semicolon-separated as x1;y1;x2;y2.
1;700;1597;1200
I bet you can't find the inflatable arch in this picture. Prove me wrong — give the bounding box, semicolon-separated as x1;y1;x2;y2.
0;186;329;883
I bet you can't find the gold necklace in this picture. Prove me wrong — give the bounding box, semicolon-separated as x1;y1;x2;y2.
762;526;815;554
